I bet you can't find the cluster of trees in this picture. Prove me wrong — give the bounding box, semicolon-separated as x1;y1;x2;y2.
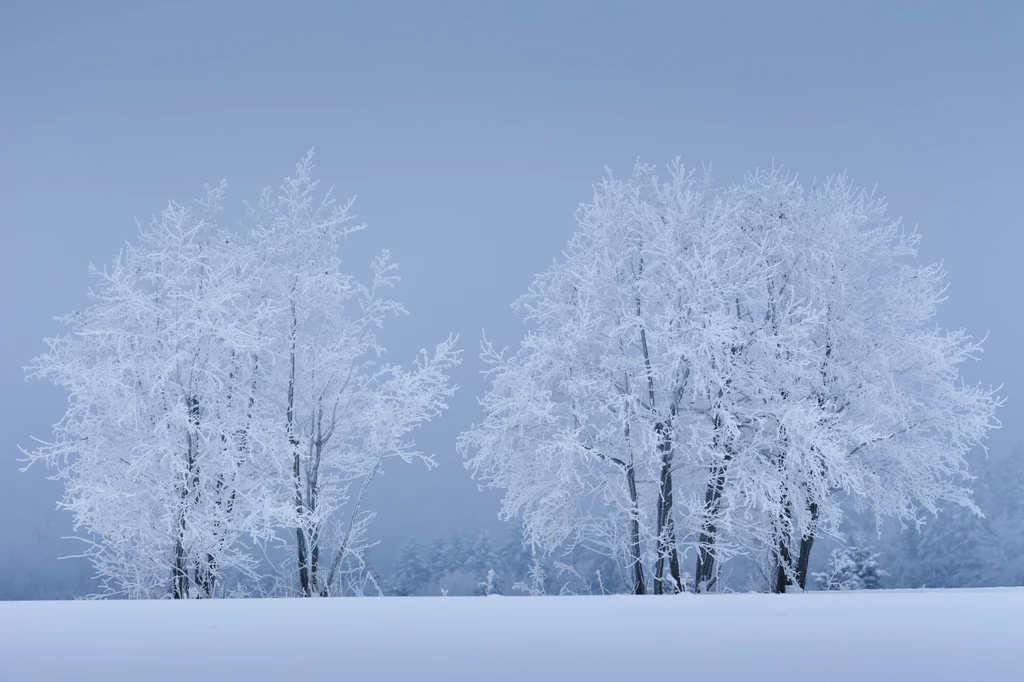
23;153;460;598
459;162;1002;595
885;446;1024;588
25;155;1006;598
383;529;625;597
388;442;1024;597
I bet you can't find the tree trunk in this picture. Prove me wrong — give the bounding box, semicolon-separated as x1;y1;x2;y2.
286;300;311;597
773;544;792;593
653;475;666;593
795;502;818;590
195;553;216;598
664;463;681;592
667;529;681;592
172;532;188;599
773;502;795;594
308;407;324;595
693;468;725;592
694;426;731;593
625;461;646;595
173;395;201;599
293;454;309;596
632;290;659;596
653;421;681;594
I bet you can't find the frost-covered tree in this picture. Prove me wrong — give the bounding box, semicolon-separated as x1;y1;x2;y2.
723;169;1002;592
461;161;1002;595
465;531;500;577
390;538;430;596
475;568;503;596
512;556;548;596
247;152;460;596
460;163;800;593
23;185;284;598
24;152;461;598
425;534;467;581
812;545;887;591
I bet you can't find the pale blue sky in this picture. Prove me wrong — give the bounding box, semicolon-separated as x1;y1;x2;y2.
1;1;1021;597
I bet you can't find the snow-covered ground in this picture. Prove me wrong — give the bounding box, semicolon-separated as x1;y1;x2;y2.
2;589;1021;681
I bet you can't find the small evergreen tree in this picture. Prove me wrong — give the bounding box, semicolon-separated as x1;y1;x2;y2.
466;531;499;576
427;536;455;581
499;527;533;587
391;539;430;596
849;546;886;590
513;555;548;596
813;545;887;591
475;568;503;596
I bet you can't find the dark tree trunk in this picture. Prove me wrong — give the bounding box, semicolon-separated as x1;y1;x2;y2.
795;502;818;590
307;463;320;595
194;553;216;598
693;464;727;592
308;404;326;595
694;423;731;593
626;462;646;595
173;395;202;599
664;456;681;592
654;506;681;593
632;290;662;596
773;543;792;594
286;301;311;597
293;463;310;596
653;444;667;593
653;421;681;594
773;502;795;594
172;534;188;599
668;535;681;592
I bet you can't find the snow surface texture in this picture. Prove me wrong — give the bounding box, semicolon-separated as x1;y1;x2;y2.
2;589;1021;681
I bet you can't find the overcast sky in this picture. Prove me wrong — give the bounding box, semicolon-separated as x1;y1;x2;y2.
2;1;1021;597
